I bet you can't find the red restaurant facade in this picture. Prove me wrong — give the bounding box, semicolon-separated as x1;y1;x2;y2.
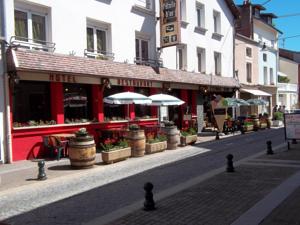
6;48;239;161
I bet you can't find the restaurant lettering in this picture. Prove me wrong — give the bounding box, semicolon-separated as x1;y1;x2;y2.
49;74;76;83
117;79;153;87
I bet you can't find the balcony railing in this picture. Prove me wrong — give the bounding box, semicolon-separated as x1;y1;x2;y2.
134;57;163;68
84;49;115;61
10;36;56;52
278;82;298;93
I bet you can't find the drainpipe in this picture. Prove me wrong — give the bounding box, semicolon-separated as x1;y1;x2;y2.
1;0;13;163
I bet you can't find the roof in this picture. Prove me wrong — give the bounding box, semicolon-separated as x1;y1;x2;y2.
7;49;240;88
260;13;278;18
224;0;240;19
252;4;266;11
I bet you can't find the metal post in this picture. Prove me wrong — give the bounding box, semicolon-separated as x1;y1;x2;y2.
266;140;274;155
37;160;47;180
226;154;235;172
143;182;156;211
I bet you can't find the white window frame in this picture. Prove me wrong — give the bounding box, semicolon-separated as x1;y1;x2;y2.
86;25;108;54
246;62;252;83
263;53;267;62
180;0;187;22
270;68;274;85
197;47;206;73
135;37;149;61
196;2;205;28
246;47;252;58
213;10;221;34
177;44;187;71
135;0;153;10
264;66;268;85
14;8;48;45
214;51;221;76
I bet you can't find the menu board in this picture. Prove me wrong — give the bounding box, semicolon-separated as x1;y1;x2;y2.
285;113;300;140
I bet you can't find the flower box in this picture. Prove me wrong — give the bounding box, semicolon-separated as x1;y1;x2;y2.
101;147;131;164
180;135;197;146
145;141;167;154
242;124;254;132
272;120;283;127
260;123;268;129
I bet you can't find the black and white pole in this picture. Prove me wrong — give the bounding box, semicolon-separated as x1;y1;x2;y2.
266;140;274;155
144;182;156;211
226;154;235;172
37;160;47;180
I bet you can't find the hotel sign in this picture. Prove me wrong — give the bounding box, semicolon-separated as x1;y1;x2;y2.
160;0;181;48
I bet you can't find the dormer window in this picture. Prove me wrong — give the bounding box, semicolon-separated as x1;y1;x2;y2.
254;8;260;17
267;17;272;25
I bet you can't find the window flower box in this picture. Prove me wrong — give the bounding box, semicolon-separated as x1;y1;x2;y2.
145;141;167;154
101;147;131;164
180;134;197;146
242;124;254;132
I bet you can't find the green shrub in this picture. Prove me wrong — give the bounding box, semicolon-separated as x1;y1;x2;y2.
274;112;284;121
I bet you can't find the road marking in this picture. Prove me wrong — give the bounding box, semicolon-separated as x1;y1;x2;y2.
84;142;287;225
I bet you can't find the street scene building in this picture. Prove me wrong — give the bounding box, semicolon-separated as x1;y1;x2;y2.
0;0;239;162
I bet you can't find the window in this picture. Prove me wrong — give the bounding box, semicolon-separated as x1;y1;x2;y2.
135;88;151;118
263;53;267;62
246;63;252;83
13;81;51;123
14;9;48;46
196;2;205;28
135;38;149;61
214;52;221;75
135;0;152;10
64;84;92;122
270;68;274;85
177;45;187;70
213;10;221;34
254;8;260;17
264;66;268;85
197;47;206;73
86;27;107;54
246;47;252;57
104;86;125;120
180;0;186;21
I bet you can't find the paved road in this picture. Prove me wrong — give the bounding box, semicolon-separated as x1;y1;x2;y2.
4;129;285;225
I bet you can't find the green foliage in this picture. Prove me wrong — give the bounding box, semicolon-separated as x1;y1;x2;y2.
181;127;197;137
101;139;129;152
244;122;253;126
129;124;139;131
274;112;284;121
278;76;290;83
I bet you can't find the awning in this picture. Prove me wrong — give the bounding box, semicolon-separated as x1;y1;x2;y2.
278;71;288;77
241;88;272;96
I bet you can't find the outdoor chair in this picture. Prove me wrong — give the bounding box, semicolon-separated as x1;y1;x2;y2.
42;136;65;160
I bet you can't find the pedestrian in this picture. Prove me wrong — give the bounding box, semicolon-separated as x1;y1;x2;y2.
282;105;286;113
273;105;278;113
278;105;282;113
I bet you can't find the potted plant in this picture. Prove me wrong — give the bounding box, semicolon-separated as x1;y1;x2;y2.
145;132;167;154
273;112;284;127
101;138;131;164
242;121;254;133
180;127;197;146
161;120;179;150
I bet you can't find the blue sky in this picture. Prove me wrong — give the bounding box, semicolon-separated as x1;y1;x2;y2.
234;0;300;51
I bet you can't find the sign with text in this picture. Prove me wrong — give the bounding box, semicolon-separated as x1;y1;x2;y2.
160;0;181;48
110;78;162;88
284;113;300;140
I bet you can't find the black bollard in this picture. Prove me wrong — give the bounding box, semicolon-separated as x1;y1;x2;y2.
144;182;156;211
292;139;298;144
266;140;274;155
37;160;47;180
226;154;235;172
215;131;220;140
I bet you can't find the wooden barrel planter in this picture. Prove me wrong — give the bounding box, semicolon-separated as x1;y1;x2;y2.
69;134;96;169
252;118;260;131
161;126;179;150
125;130;145;157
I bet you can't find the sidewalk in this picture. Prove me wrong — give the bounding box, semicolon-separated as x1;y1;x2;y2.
0;129;295;225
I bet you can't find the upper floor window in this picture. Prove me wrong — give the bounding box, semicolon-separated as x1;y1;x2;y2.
254;8;260;17
180;0;187;22
246;47;252;57
270;68;274;85
135;38;149;62
214;52;221;76
135;0;152;10
196;2;205;28
246;62;252;83
13;8;53;51
197;47;206;73
264;66;268;85
85;21;113;59
177;45;187;70
263;53;267;62
213;10;221;34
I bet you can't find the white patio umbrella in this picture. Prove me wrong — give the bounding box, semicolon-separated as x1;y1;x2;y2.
104;91;152;120
148;94;185;106
104;91;152;104
148;93;185;122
